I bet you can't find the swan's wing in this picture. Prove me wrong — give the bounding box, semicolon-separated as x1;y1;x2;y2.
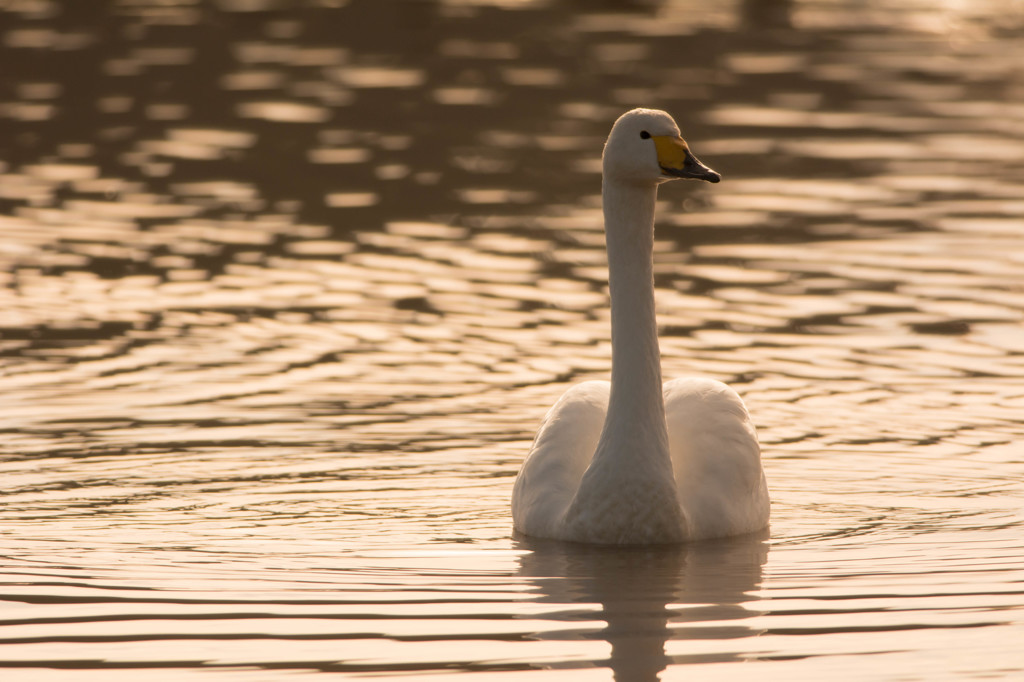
512;380;609;539
663;377;769;539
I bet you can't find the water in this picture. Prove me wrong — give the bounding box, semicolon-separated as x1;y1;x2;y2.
1;0;1023;679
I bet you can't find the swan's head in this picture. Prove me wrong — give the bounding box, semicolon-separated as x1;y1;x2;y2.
602;108;720;186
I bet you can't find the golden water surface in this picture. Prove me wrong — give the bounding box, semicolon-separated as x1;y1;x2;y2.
1;0;1023;680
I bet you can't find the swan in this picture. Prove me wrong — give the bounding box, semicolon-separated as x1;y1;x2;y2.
511;108;769;545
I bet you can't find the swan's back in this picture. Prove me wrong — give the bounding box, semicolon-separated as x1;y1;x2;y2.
664;378;769;539
513;377;770;543
512;381;609;539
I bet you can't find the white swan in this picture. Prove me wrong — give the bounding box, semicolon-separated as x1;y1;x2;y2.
512;108;769;545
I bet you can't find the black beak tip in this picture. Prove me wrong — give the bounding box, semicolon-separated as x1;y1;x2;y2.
660;165;722;183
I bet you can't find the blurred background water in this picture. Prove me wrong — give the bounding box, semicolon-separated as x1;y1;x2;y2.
1;0;1023;679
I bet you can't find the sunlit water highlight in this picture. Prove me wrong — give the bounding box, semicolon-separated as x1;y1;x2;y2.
1;0;1023;679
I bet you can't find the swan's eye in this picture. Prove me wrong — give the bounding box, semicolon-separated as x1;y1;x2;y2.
639;130;651;139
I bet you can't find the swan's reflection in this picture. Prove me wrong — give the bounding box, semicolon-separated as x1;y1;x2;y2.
515;532;768;680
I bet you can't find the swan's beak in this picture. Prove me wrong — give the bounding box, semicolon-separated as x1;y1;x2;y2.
653;135;721;183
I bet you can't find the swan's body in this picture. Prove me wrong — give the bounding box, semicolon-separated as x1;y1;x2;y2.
512;108;769;544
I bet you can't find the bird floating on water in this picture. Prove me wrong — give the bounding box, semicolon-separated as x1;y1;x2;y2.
512;108;770;545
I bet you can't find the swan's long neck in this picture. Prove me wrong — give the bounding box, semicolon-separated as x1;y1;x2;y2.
561;177;684;543
594;178;670;467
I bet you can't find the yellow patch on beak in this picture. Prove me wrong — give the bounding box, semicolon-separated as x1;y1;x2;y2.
652;135;721;183
652;135;690;171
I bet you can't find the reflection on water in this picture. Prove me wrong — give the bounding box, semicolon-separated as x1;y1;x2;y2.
1;0;1024;679
517;534;768;680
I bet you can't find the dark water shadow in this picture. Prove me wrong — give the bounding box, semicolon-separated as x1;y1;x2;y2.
514;531;769;680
